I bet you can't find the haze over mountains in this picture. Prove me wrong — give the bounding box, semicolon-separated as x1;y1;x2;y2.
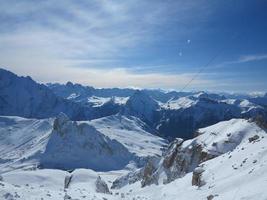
0;68;267;200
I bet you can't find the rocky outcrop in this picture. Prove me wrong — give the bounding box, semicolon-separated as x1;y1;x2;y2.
39;113;133;171
111;169;143;189
111;137;207;188
95;176;111;194
192;167;205;187
64;175;72;189
248;135;260;143
111;156;160;189
141;159;158;187
139;137;216;187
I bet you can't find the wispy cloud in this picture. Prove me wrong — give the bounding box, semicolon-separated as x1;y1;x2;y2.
0;0;217;89
0;0;214;62
236;54;267;63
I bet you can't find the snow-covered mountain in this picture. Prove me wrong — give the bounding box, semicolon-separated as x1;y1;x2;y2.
0;69;93;120
109;118;267;199
1;118;266;200
140;118;267;186
0;113;166;173
48;82;135;103
89;114;166;159
1;68;266;140
1;68;267;200
123;90;160;125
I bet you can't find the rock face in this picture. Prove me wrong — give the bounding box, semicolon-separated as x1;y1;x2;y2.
192;167;205;187
95;176;110;194
111;169;143;189
141;159;158;187
140;138;216;186
138;119;266;187
64;175;72;189
111;157;160;189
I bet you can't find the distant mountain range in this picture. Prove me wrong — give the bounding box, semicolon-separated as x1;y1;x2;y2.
1;68;266;139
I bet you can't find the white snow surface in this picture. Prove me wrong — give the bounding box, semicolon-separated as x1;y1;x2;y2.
0;118;266;199
161;97;196;110
0;114;166;173
87;96;129;107
182;118;266;155
89;114;166;158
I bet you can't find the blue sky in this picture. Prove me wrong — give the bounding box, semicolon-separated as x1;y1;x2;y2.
0;0;266;92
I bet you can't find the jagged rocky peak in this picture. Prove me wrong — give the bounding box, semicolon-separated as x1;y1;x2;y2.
39;114;134;171
95;176;111;194
53;112;70;131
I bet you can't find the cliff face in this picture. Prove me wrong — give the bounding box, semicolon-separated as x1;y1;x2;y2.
112;118;266;188
141;118;266;186
39;113;133;171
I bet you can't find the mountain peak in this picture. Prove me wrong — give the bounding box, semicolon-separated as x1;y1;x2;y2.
124;90;159;124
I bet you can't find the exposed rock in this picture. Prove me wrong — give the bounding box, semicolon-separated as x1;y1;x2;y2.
248;135;260;143
111;169;143;189
141;159;158;187
207;194;219;200
141;137;215;187
95;176;111;194
111;156;160;189
162;138;183;168
64;175;72;189
3;192;14;200
207;194;214;200
39;114;133;171
64;193;72;200
121;119;266;188
53;112;70;136
192;167;205;187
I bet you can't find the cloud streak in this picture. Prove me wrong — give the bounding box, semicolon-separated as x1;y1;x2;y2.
236;54;267;63
4;63;213;90
2;0;264;92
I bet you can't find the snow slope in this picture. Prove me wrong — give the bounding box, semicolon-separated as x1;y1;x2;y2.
115;130;267;200
140;118;267;186
89;114;166;159
0;119;266;200
0;169;113;200
0;116;54;172
0;114;132;172
0;114;166;173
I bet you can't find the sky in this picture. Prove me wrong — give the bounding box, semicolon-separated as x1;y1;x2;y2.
0;0;267;92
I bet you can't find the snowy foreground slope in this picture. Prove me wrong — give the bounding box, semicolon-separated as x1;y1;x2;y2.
0;118;266;200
